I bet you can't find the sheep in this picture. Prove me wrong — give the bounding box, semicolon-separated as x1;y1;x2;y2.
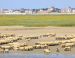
0;33;15;38
24;46;33;51
58;40;72;44
64;47;71;51
42;34;50;37
0;34;5;38
70;38;75;42
0;39;10;45
40;45;48;49
44;49;51;53
4;49;9;53
61;43;75;48
49;33;56;37
33;44;48;49
0;45;12;50
8;42;27;51
40;33;56;38
7;37;22;43
65;34;75;40
0;45;13;53
25;36;39;40
35;41;59;46
56;36;66;40
8;42;20;50
33;45;41;49
18;47;25;51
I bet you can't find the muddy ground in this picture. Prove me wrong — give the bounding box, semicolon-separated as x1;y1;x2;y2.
0;26;75;54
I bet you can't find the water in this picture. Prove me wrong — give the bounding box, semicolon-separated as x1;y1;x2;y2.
0;53;75;58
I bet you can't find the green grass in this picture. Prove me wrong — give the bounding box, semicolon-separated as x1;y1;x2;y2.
0;15;75;27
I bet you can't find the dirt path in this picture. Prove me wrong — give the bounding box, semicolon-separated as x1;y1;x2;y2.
0;26;75;36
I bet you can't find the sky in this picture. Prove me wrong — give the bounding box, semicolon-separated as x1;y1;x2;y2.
0;0;75;9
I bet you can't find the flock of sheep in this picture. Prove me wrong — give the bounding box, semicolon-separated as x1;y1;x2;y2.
0;32;75;54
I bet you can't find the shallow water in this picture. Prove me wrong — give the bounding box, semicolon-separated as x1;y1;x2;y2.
0;53;75;58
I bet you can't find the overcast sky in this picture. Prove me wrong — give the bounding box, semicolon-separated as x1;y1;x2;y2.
0;0;75;9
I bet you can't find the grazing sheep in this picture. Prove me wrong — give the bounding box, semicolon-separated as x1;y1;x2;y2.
42;34;49;37
0;34;5;38
8;42;26;51
56;36;66;40
33;44;48;49
0;39;10;45
33;45;41;49
4;49;9;53
64;47;71;51
0;45;12;50
36;41;59;46
44;49;51;53
65;35;74;40
40;45;48;49
49;33;56;37
26;36;39;40
0;33;15;38
0;45;12;53
40;33;56;38
58;40;72;44
10;42;26;46
18;47;25;51
9;42;20;50
7;37;22;43
24;46;33;51
70;38;75;42
61;43;75;48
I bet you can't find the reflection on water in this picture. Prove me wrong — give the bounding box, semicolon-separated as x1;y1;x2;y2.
0;53;75;58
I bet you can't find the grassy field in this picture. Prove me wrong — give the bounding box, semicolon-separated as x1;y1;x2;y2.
0;15;75;27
